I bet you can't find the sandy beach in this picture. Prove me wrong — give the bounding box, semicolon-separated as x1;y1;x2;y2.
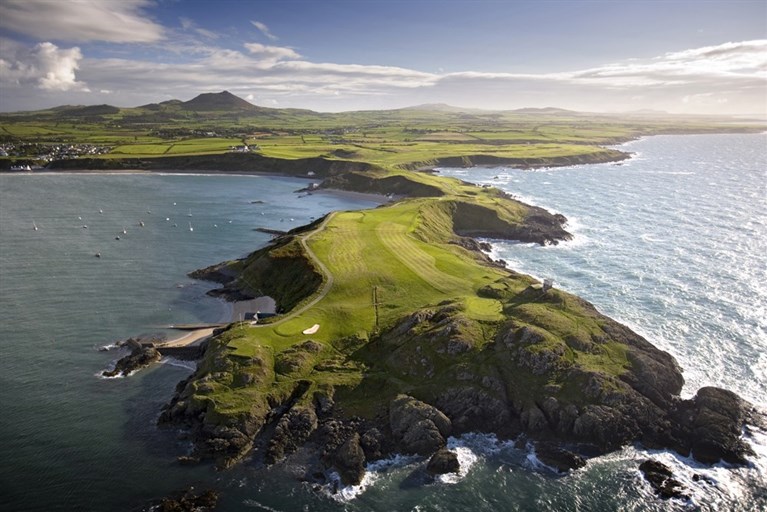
159;296;277;348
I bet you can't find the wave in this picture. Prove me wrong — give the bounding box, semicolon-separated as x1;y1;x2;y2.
319;453;419;502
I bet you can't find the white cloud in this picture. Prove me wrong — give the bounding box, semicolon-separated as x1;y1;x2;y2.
0;41;89;91
1;38;764;115
0;0;163;43
179;17;218;40
244;43;301;62
251;20;278;41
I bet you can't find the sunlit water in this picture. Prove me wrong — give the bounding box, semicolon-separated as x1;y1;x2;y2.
1;134;765;511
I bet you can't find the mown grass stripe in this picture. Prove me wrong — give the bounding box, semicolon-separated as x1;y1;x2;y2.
375;221;467;295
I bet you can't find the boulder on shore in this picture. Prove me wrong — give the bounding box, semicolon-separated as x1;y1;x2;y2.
333;433;366;486
534;443;586;472
102;342;161;377
671;387;756;465
639;459;688;500
426;448;460;475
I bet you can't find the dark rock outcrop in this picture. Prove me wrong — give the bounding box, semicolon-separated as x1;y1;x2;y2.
152;488;219;512
671;387;755;464
390;395;452;455
266;407;318;464
333;433;366;486
101;340;161;377
639;459;688;500
426;448;460;475
534;443;586;472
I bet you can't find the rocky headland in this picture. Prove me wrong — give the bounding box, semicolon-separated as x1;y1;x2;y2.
155;165;763;492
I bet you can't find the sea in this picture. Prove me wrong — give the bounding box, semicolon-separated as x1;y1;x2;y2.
0;133;765;511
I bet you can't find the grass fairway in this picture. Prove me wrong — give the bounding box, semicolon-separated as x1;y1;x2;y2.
227;199;507;358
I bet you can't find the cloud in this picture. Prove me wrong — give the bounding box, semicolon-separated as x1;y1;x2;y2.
0;41;89;91
1;38;764;115
0;0;163;43
179;17;218;40
244;43;301;62
251;20;278;41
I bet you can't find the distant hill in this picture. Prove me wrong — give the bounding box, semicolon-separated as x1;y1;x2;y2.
398;103;477;113
50;104;121;117
509;107;577;115
180;90;259;111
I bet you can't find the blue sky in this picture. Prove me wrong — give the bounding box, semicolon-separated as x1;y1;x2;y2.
0;0;765;114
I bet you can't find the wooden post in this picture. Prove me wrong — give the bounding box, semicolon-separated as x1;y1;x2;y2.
373;286;380;331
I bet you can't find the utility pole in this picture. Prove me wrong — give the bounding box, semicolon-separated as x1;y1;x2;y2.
372;286;380;333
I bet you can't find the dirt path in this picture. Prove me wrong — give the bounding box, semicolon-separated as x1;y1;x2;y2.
254;212;336;328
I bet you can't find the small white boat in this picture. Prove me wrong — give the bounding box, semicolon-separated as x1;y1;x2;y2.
99;209;103;214
139;221;144;227
188;222;193;232
122;228;127;234
33;221;38;231
187;209;192;217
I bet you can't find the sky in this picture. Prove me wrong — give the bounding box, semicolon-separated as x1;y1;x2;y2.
0;0;765;114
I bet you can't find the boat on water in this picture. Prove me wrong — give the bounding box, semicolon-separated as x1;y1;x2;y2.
32;221;38;231
188;222;193;232
187;209;192;217
9;164;32;172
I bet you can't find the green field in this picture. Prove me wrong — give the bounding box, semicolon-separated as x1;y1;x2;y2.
2;94;760;166
228;199;508;358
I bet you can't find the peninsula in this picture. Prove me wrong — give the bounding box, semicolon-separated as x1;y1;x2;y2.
2;92;763;490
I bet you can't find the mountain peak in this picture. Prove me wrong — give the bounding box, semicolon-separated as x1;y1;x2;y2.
181;90;257;111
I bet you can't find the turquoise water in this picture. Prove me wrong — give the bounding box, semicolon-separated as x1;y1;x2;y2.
1;134;765;511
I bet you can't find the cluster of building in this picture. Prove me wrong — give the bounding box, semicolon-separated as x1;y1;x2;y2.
228;144;253;153
0;143;112;161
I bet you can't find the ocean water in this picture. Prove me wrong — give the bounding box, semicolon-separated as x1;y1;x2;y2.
1;134;765;511
0;173;382;511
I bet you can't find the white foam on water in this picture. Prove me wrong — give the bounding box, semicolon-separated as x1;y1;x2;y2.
522;443;565;475
320;453;419;502
242;499;285;511
436;433;517;484
96;341;121;351
160;357;197;371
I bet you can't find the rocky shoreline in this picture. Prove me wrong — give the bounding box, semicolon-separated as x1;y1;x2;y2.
156;201;763;494
157;305;762;488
